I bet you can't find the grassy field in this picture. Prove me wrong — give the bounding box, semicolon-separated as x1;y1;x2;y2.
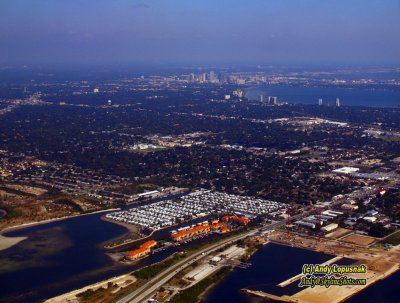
0;204;22;219
133;253;187;280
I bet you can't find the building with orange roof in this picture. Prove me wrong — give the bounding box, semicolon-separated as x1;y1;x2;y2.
221;215;250;225
171;222;229;242
125;240;157;261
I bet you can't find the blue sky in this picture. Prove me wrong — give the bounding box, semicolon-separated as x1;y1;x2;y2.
0;0;399;66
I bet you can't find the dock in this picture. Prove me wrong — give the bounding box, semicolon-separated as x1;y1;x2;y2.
277;256;343;287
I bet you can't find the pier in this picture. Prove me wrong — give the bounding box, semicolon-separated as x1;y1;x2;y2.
277;256;343;287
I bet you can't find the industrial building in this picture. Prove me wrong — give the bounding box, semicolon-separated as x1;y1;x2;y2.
332;167;359;175
322;223;338;232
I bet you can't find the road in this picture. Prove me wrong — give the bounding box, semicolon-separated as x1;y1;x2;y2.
116;213;313;303
116;227;269;303
115;185;386;303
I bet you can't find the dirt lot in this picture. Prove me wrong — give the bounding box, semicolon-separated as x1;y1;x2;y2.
325;228;352;239
341;233;376;246
5;184;48;196
263;230;400;303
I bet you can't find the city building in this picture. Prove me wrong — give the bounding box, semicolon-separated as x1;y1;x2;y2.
268;96;278;105
233;89;244;98
209;71;218;83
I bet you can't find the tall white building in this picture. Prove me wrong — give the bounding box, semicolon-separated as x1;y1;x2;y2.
268;96;278;105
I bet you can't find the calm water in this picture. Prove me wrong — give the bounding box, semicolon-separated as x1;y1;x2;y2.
0;210;188;303
0;212;128;303
203;243;400;303
1;211;398;303
203;243;334;303
0;196;219;303
346;271;400;303
246;85;400;107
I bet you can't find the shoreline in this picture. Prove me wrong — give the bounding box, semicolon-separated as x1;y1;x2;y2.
340;264;399;303
1;208;120;234
184;242;262;303
194;266;234;303
45;251;182;303
102;215;195;250
101;216;154;250
0;234;28;251
43;273;137;303
0;208;119;252
101;215;140;234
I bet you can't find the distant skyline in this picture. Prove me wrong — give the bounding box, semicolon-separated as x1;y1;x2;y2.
1;0;400;66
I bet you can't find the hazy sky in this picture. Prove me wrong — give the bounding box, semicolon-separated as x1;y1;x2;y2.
1;0;399;66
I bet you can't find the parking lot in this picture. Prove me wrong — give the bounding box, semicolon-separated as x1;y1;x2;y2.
105;189;285;231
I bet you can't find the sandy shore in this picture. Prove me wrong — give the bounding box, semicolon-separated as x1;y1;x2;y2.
1;208;120;233
44;273;136;303
101;215;140;234
0;234;27;251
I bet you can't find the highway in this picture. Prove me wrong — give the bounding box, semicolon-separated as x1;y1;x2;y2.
115;224;282;303
115;213;314;303
115;185;383;303
115;231;254;303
